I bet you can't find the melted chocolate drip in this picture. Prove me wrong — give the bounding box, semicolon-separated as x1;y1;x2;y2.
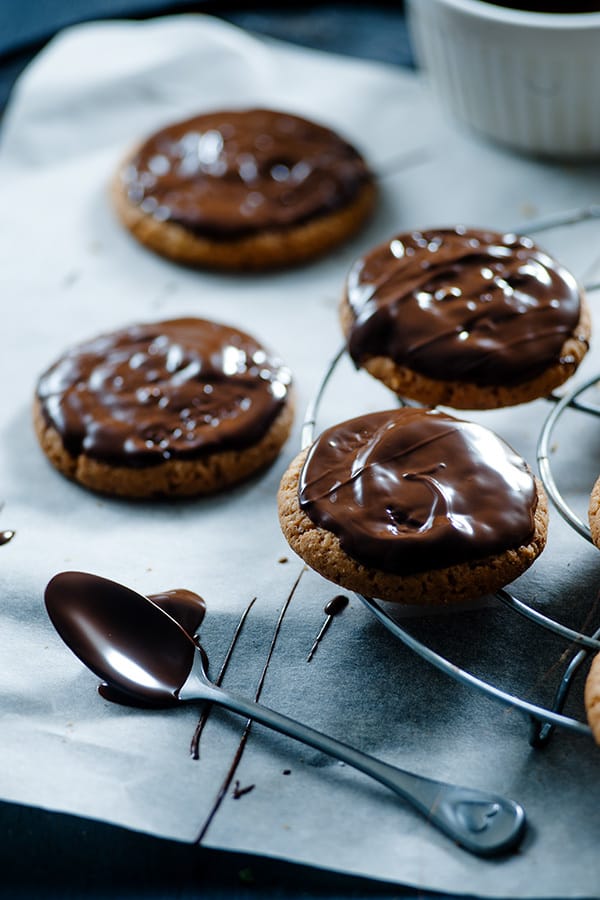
190;595;257;760
147;589;206;635
45;572;196;704
307;595;349;662
300;408;537;576
324;594;349;617
232;780;255;799
37;318;291;467
121;109;371;240
0;530;15;546
346;227;585;386
97;681;167;708
98;588;206;708
195;568;304;843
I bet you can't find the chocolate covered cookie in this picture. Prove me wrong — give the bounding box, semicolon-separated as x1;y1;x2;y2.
35;318;293;498
340;227;590;409
588;476;600;548
584;652;600;745
278;408;548;604
113;108;376;270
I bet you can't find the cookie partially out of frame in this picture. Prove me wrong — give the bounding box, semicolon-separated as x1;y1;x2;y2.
34;318;293;498
278;407;548;605
584;653;600;745
340;226;590;409
112;108;376;271
589;476;600;548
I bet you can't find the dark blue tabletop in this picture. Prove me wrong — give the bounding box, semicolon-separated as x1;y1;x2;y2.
0;2;414;114
0;6;454;899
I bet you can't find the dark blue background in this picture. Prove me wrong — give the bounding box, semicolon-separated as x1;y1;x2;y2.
0;3;414;113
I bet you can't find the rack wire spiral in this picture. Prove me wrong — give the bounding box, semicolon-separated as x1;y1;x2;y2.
301;205;600;748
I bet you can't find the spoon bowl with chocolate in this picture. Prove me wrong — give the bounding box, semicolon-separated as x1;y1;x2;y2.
45;571;525;857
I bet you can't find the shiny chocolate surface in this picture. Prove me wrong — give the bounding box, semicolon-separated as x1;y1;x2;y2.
346;227;585;386
37;318;291;467
45;572;196;704
146;589;206;636
299;408;537;575
121;109;371;239
324;594;349;617
97;588;206;708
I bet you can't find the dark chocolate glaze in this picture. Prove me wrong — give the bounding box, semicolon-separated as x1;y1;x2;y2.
45;572;195;704
121;109;371;240
324;594;349;617
0;530;15;546
299;408;537;575
147;589;206;636
98;588;206;708
346;227;585;386
37;318;291;467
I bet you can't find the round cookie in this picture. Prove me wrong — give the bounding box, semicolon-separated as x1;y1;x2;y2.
589;476;600;548
584;652;600;745
35;318;293;498
278;408;548;605
340;226;590;409
113;108;376;271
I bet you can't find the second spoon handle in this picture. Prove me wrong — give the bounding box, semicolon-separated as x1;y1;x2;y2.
181;659;525;856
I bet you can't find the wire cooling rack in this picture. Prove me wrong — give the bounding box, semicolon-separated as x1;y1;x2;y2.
301;206;600;748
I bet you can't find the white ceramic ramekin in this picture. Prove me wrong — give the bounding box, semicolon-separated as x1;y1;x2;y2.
407;0;600;158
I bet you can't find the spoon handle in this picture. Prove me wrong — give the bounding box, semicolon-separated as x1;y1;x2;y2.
183;666;525;856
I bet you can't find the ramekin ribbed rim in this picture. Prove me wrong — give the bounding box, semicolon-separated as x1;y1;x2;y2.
423;0;600;29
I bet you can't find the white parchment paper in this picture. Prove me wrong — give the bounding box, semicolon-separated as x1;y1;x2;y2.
1;15;600;897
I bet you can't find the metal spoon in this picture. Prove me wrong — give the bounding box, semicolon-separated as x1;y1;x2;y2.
44;571;526;857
